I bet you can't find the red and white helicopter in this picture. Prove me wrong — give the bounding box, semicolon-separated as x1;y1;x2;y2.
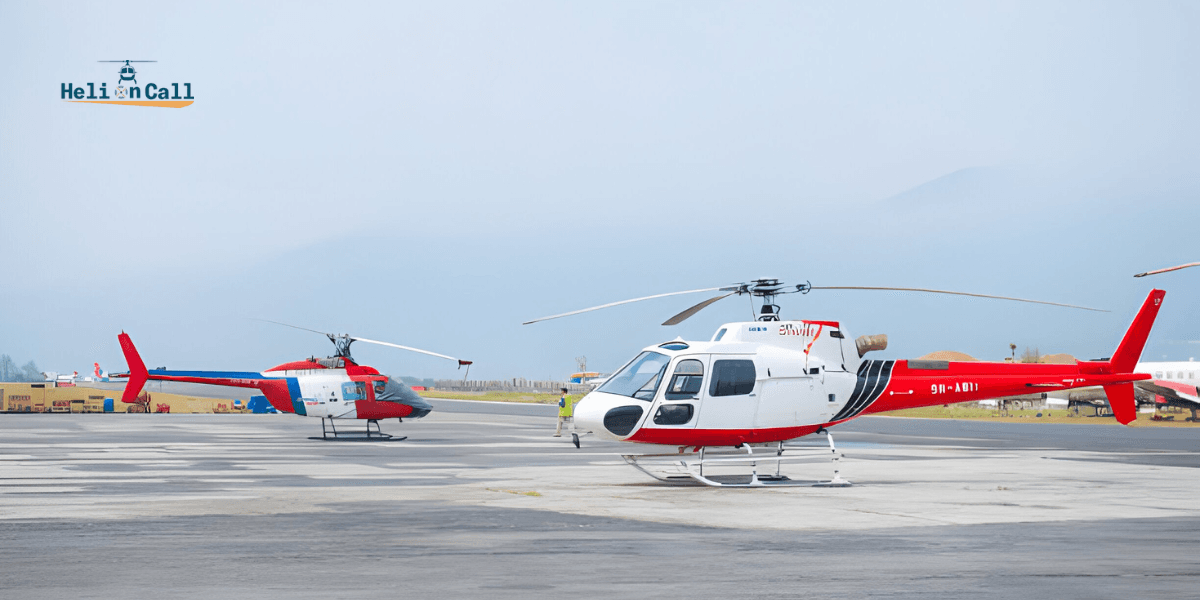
116;324;471;440
526;279;1165;486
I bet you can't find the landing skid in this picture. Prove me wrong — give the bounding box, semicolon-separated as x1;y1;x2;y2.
622;431;851;488
308;418;407;442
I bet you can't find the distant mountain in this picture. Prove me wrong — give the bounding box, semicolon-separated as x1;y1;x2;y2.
884;166;1024;208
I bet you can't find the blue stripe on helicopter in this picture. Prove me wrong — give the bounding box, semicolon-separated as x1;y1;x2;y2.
150;370;270;379
285;378;302;400
150;370;302;399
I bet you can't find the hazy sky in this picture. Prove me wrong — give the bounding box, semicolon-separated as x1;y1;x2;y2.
1;1;1197;380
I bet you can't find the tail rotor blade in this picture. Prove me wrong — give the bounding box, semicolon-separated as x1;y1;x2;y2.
662;292;737;326
810;286;1107;312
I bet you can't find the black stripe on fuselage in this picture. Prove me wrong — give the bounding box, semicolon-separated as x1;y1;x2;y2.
831;360;894;422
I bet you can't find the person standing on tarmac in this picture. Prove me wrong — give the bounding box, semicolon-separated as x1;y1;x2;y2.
554;387;573;437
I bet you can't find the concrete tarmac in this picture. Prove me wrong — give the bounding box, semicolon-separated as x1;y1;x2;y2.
1;407;1198;599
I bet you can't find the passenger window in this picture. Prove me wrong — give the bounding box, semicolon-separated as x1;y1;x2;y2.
713;328;727;342
342;382;366;401
709;360;756;397
665;359;704;400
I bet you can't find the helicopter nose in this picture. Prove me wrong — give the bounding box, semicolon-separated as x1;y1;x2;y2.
406;396;433;418
573;392;646;440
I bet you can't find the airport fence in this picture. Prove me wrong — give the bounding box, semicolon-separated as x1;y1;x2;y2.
432;378;592;394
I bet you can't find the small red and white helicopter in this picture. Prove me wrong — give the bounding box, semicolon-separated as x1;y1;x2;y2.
116;324;471;440
526;279;1165;486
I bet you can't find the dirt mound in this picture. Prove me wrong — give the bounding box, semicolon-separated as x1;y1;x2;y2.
917;350;978;362
1038;353;1077;364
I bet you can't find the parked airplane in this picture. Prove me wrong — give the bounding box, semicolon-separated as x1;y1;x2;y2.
1131;360;1200;419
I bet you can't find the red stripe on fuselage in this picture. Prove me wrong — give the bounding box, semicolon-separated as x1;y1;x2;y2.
626;424;825;446
802;320;841;328
863;360;1151;415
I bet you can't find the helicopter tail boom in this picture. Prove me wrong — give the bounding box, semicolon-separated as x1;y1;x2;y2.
860;289;1165;425
116;333;299;413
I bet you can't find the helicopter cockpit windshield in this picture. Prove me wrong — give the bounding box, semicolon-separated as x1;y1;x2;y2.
373;377;421;404
596;351;670;401
371;376;433;417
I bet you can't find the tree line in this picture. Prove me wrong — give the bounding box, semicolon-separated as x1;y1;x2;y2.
0;355;42;382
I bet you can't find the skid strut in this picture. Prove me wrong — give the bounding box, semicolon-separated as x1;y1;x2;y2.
312;418;406;442
812;430;851;487
622;430;852;487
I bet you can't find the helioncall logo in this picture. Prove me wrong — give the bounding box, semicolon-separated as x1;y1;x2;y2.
61;60;194;108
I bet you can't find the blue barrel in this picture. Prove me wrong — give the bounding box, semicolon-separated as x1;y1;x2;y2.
103;398;114;412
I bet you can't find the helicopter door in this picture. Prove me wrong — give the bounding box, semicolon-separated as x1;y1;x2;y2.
647;356;708;429
340;381;366;417
302;378;355;418
755;353;813;429
695;356;758;430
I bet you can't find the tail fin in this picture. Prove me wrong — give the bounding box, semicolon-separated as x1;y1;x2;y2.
118;332;149;405
1111;289;1166;373
1103;289;1166;424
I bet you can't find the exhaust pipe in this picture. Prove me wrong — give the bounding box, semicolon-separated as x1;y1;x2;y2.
856;334;888;357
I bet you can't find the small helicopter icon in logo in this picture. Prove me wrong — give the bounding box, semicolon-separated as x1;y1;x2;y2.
98;60;156;85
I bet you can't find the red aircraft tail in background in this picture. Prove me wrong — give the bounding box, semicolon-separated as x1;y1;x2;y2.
118;332;149;405
864;289;1165;425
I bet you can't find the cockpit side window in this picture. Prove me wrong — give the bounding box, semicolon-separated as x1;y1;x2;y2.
665;359;705;400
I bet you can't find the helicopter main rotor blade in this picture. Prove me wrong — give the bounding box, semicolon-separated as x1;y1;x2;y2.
1133;262;1200;278
254;319;470;365
523;286;734;325
352;337;471;366
252;318;334;337
810;286;1108;312
662;292;738;326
